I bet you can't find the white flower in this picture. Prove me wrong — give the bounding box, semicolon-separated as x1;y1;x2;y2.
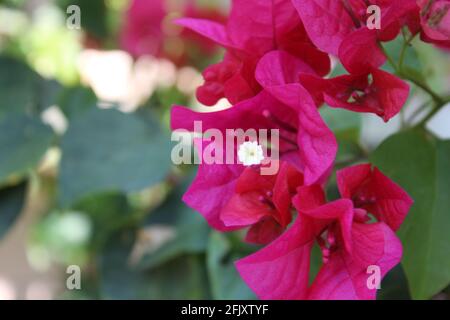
238;141;265;166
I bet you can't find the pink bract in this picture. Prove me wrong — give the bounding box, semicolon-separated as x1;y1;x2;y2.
236;164;412;300
176;0;331;106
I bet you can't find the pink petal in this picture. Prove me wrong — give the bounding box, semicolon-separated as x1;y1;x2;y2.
220;192;271;228
245;217;284;245
337;164;414;231
370;68;410;122
336;164;372;199
236;216;316;299
369;168;414;231
175;18;234;48
255;50;316;88
272;163;304;227
227;0;305;54
183;161;244;232
308;222;403;300
291;0;355;56
294;196;354;254
264;84;337;185
339;28;386;74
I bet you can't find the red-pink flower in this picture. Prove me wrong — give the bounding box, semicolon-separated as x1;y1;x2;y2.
171;86;337;185
221;162;304;244
292;0;419;74
418;0;450;47
121;0;226;63
179;133;304;235
236;164;413;300
299;68;410;122
176;0;331;106
121;0;166;58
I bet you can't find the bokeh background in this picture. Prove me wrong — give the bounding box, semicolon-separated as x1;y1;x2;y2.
0;0;449;300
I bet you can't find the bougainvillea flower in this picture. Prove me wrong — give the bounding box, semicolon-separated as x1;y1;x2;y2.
337;164;414;231
171;86;337;185
183;138;304;240
176;0;331;105
299;68;410;122
418;0;450;46
182;158;244;231
221;162;304;244
236;164;412;300
251;50;338;183
121;0;226;63
121;0;166;58
292;0;419;73
181;3;228;57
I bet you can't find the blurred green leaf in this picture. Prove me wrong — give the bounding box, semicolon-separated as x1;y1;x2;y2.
0;56;41;117
59;108;171;206
382;35;422;75
0;56;60;115
0;181;26;239
321;107;361;132
308;243;323;285
378;264;411;300
99;230;210;299
371;130;450;299
73;192;136;247
58;86;97;119
321;107;365;165
59;0;108;40
0;114;54;184
207;232;256;300
138;174;210;270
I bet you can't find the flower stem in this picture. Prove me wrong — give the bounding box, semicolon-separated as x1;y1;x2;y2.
380;41;446;126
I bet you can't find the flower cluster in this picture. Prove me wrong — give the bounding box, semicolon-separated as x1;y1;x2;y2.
121;0;227;64
168;0;448;300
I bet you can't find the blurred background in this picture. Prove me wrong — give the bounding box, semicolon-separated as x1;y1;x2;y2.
0;0;449;300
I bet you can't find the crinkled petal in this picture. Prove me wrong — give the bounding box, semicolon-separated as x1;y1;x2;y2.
291;0;354;56
236;216;315;299
337;164;414;231
175;18;234;48
308;222;403;300
339;28;386;74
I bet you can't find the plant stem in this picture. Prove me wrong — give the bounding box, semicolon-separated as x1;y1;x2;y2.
380;41;446;126
418;101;448;127
400;72;444;105
407;100;432;124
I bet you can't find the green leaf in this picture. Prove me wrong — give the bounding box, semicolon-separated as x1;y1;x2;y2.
378;264;411;300
59;108;171;206
321;107;361;132
99;230;210;299
58;86;97;119
0;56;51;117
0;114;54;184
138;174;210;270
73;192;136;246
59;0;108;39
321;107;365;165
0;181;27;239
371;130;450;299
207;232;256;300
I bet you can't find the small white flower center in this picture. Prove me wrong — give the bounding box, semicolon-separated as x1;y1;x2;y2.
238;141;265;166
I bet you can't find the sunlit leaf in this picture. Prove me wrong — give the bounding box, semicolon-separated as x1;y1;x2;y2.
371;130;450;299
